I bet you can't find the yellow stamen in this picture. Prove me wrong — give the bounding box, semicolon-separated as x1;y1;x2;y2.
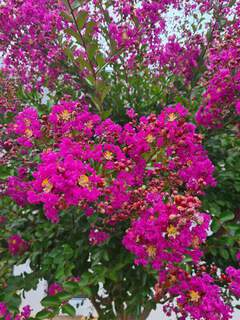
192;236;200;248
167;225;178;238
168;113;178;122
122;31;128;40
104;151;114;160
78;175;89;188
189;290;201;303
136;235;140;243
206;93;211;100
85;121;93;129
59;109;71;121
24;119;31;126
41;178;53;193
25;128;33;138
146;245;157;258
169;274;177;284
146;134;155;143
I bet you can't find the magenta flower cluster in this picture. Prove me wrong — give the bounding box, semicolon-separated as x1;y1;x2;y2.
196;13;240;128
9;107;42;148
48;283;63;296
0;0;66;91
226;267;240;298
5;100;235;319
0;302;31;320
1;1;239;318
8;234;28;256
9;102;216;225
167;273;232;320
0;0;231;93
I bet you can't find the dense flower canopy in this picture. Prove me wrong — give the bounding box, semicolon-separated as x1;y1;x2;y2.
3;100;237;320
0;0;239;320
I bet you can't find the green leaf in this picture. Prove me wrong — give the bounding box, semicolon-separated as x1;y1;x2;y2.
211;219;221;233
209;246;217;257
85;75;95;87
84;21;96;38
0;165;13;179
219;211;235;223
56;292;73;302
35;310;54;320
41;296;61;307
55;264;65;280
4;293;21;312
76;11;88;30
60;12;73;23
220;248;229;260
102;109;112;120
63;281;80;292
103;250;110;261
87;42;98;60
81;286;92;296
64;47;74;61
88;94;101;112
96;53;106;68
65;28;81;43
63;244;74;257
61;303;76;317
227;223;240;232
76;55;91;71
72;0;83;10
96;80;110;103
78;272;93;287
108;270;118;282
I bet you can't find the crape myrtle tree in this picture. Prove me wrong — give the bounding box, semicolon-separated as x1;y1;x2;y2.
0;0;239;319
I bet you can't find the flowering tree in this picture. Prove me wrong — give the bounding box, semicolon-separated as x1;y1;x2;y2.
0;0;239;320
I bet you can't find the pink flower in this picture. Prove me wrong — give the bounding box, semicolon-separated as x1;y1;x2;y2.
21;305;31;319
236;251;240;262
11;107;41;148
196;28;240;128
0;216;6;224
8;235;28;256
48;283;63;296
89;229;110;246
0;0;66;91
7;176;30;206
0;302;7;317
171;273;232;320
236;101;240;115
126;108;137;119
123;198;210;269
226;266;240;298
